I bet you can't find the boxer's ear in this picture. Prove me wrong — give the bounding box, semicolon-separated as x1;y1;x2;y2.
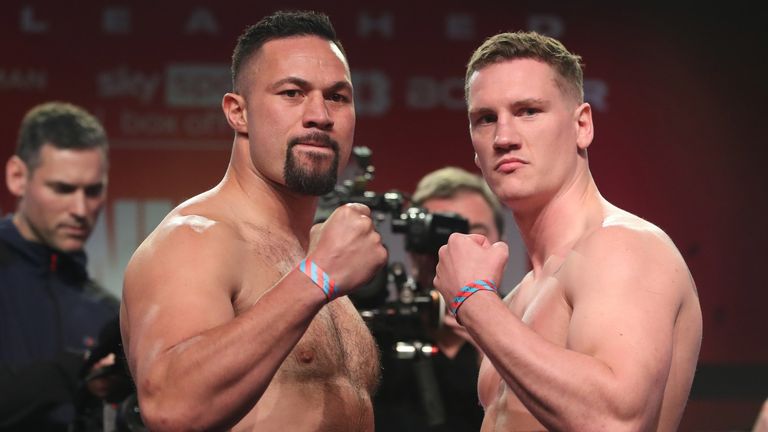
222;92;248;134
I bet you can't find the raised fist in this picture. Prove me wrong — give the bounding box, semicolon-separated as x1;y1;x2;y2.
307;203;388;297
434;233;508;311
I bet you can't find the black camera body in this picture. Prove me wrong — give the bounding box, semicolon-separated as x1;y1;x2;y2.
393;207;471;255
315;147;469;358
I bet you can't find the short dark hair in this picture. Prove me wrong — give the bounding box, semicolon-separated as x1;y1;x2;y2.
412;166;505;236
466;31;584;104
16;101;108;172
231;10;345;91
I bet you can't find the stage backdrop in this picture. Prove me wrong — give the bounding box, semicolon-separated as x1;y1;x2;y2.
1;1;766;411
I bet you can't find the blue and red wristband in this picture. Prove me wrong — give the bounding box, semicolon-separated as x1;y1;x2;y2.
298;259;337;301
449;279;497;317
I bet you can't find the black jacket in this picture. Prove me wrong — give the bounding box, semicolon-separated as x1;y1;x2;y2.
0;216;119;431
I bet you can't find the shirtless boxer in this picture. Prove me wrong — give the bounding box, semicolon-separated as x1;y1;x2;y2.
120;11;386;431
433;31;702;431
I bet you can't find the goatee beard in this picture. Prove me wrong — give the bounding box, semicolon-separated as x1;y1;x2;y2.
284;132;340;196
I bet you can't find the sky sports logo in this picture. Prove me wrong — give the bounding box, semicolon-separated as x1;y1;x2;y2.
165;64;230;108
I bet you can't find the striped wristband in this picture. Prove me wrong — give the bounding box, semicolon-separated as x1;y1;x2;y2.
298;259;337;301
449;279;497;317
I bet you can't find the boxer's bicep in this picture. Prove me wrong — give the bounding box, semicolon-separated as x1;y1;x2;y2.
122;221;239;381
564;227;684;414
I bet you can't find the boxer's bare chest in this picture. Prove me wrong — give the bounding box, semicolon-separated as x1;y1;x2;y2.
232;224;378;391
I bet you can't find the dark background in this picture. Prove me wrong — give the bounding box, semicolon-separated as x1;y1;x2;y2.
1;2;766;429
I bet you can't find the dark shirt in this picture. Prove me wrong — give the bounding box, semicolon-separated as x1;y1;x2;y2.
0;216;118;431
374;333;484;432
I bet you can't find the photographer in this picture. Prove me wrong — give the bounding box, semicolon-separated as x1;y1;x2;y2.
0;102;119;431
374;166;504;432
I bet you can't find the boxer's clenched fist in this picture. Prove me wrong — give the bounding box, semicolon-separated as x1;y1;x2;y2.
434;233;508;311
306;203;387;297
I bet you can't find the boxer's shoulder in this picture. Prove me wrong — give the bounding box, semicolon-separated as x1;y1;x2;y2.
153;210;237;251
126;200;242;282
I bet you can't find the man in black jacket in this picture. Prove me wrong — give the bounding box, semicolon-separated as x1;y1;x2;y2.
0;102;119;431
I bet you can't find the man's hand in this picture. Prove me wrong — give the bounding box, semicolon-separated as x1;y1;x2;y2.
442;314;473;342
307;203;388;297
433;233;508;315
84;353;116;399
